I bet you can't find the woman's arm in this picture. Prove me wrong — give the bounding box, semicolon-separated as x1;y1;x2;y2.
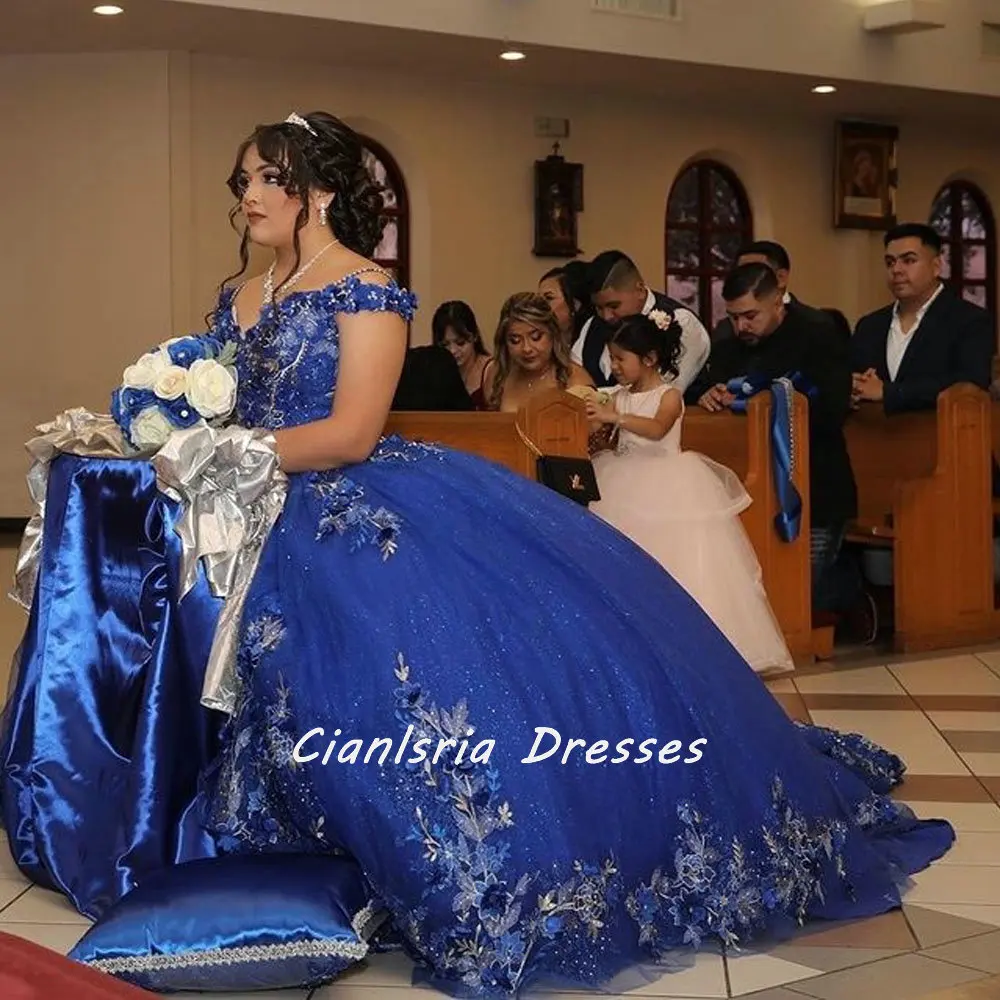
271;303;407;473
586;387;682;442
480;359;499;410
567;363;595;389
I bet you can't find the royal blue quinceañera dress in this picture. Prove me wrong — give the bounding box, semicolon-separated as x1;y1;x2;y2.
2;273;953;996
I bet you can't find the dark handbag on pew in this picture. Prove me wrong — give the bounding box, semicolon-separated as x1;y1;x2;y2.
535;455;601;506
515;421;601;506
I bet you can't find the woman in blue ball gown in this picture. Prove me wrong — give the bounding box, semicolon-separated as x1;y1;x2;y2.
1;111;952;997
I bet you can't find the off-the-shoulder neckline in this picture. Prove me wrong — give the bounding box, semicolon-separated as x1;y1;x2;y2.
224;271;412;338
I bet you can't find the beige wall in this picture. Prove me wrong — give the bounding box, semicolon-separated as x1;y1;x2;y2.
1;48;999;515
183;52;1000;344
0;51;174;516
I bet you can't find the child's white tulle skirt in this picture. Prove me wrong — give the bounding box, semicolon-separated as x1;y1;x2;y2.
591;447;794;676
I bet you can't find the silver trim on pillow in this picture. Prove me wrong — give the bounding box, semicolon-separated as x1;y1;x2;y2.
84;937;369;975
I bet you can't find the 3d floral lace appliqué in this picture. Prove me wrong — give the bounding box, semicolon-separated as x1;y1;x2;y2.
383;653;619;994
384;658;864;987
309;437;444;559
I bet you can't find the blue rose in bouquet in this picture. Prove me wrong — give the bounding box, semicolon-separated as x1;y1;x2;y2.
111;333;238;450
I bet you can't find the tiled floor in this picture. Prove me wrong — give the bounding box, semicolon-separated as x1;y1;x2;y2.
3;536;1000;998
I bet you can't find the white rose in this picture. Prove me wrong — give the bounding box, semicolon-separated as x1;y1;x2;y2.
153;365;189;400
186;359;237;419
122;350;171;390
130;405;173;449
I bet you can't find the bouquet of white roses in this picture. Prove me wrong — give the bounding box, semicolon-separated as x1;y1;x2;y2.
111;334;238;450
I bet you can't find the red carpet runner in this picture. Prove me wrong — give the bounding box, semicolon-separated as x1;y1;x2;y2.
0;931;152;997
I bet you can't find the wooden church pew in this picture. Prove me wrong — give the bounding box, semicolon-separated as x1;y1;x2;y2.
387;388;817;661
845;383;1000;652
384;388;590;480
684;391;816;662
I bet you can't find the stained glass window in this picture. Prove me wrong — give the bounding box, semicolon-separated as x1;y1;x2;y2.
665;161;753;328
929;182;996;332
360;137;409;289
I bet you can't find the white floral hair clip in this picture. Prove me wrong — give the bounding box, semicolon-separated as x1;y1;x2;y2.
647;309;674;331
284;112;317;136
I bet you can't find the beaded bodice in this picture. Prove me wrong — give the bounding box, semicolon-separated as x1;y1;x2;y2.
214;274;417;430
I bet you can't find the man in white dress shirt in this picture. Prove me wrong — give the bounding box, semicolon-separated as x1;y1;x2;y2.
570;250;710;390
851;223;993;414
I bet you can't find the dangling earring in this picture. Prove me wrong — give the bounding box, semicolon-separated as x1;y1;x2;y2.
318;202;328;227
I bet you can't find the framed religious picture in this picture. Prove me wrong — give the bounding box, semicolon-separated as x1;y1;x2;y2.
834;121;899;230
533;145;583;258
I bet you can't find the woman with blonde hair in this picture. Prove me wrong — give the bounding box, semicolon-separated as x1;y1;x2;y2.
486;291;594;411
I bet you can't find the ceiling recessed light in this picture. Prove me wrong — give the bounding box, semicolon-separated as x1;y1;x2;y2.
812;84;836;94
93;4;124;14
500;49;526;61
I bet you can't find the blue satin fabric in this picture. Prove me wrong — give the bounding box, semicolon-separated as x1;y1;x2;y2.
69;854;375;992
1;275;958;998
0;454;223;919
726;373;816;543
767;379;803;543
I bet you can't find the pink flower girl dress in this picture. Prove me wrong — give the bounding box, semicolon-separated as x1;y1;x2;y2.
590;381;794;675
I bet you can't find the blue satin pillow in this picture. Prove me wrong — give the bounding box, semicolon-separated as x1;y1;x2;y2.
69;854;385;993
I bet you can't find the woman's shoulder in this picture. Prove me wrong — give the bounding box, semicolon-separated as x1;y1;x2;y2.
311;256;417;320
218;254;418;329
567;362;595;388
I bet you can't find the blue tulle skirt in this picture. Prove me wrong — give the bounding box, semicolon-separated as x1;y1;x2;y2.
1;440;954;996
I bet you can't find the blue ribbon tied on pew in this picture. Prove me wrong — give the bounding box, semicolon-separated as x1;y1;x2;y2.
724;372;818;543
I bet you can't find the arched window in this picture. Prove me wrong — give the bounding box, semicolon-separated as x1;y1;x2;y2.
929;181;996;325
360;136;410;289
665;160;753;329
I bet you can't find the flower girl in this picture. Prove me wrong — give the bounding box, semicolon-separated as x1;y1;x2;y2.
584;310;794;676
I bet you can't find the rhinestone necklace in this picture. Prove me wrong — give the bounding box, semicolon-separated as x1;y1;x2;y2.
262;239;340;308
525;364;555;390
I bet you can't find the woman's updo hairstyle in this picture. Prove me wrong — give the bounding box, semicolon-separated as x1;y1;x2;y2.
223;111;386;295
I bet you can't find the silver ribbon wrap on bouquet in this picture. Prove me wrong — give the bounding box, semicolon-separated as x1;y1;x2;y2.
11;407;142;613
152;424;288;715
9;408;286;717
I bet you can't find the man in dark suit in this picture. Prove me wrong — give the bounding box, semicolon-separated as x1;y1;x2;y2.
712;241;834;343
738;240;829;321
392;345;474;411
571;250;710;390
851;223;994;413
686;263;873;636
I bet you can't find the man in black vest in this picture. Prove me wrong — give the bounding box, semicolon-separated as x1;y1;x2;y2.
570;250;710;390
